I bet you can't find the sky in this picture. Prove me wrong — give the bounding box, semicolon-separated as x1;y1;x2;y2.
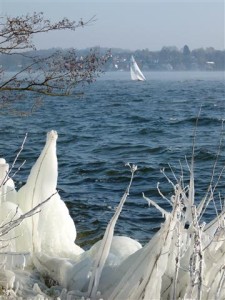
1;0;224;51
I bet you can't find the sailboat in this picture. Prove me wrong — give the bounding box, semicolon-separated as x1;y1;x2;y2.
130;55;146;81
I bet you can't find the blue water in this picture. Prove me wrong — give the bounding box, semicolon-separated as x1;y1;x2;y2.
0;71;225;248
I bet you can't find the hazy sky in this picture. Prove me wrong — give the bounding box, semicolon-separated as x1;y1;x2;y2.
1;0;224;51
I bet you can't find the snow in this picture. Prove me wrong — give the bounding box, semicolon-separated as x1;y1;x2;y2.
0;130;225;299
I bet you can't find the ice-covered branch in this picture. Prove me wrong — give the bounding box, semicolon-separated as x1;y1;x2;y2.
87;164;137;299
0;191;57;238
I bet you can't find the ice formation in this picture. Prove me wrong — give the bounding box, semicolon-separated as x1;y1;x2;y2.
0;130;225;299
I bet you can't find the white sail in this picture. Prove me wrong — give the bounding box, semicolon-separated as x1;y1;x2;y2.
130;55;146;81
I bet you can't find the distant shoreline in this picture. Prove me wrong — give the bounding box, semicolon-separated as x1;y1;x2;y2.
1;46;225;72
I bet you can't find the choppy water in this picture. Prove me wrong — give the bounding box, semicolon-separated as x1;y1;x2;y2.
0;71;225;248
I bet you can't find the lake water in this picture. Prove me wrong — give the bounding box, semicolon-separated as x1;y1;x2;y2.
0;71;225;249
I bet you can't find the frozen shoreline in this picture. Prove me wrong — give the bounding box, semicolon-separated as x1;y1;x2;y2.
1;130;225;299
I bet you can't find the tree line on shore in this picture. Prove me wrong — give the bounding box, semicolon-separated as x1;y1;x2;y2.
108;45;225;71
1;45;224;72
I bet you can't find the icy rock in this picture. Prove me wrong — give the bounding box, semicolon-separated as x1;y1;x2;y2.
97;236;142;267
33;236;142;294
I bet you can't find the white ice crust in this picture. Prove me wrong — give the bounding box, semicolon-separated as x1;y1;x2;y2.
1;130;224;300
0;131;142;299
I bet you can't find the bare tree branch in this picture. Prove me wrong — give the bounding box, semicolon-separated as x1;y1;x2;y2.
0;12;110;114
